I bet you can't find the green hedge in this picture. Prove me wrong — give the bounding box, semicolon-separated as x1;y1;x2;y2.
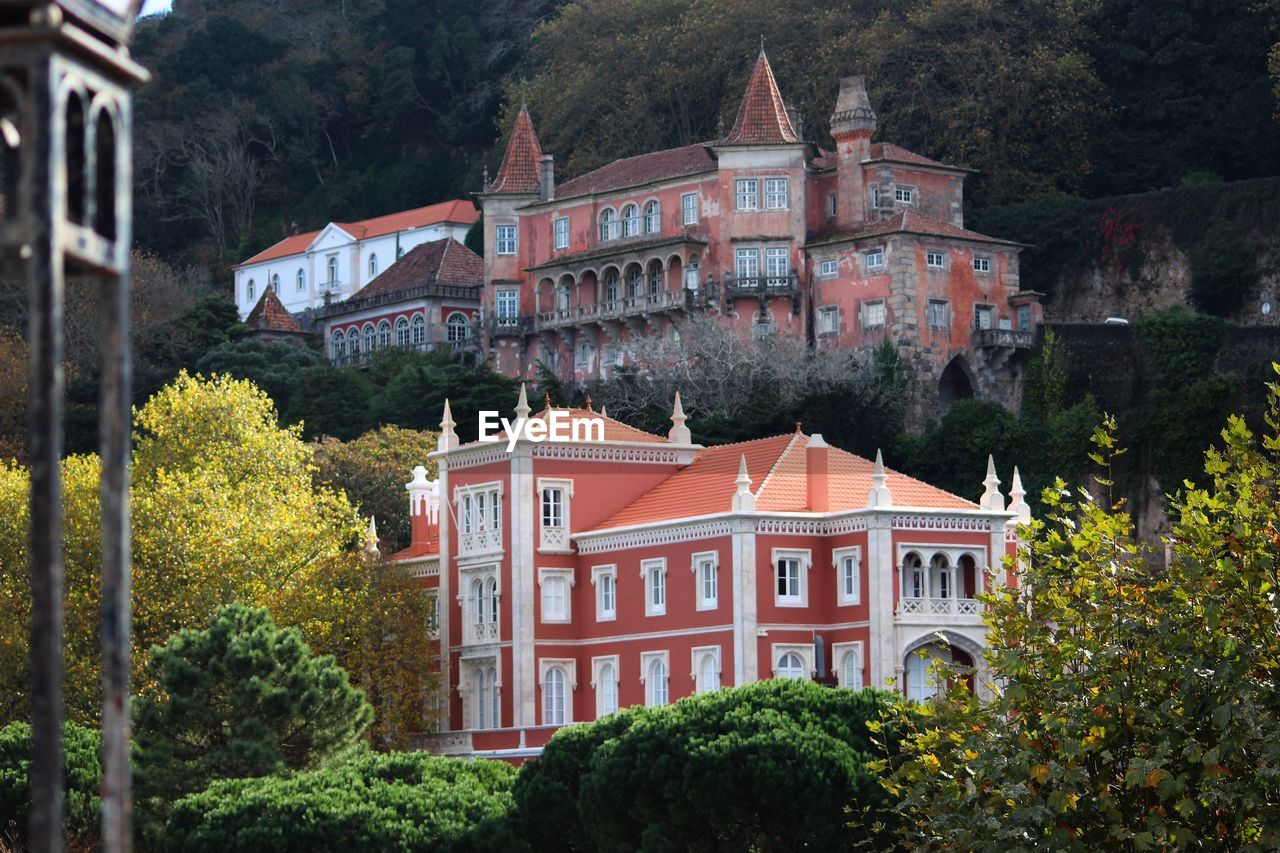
0;720;101;843
161;751;515;852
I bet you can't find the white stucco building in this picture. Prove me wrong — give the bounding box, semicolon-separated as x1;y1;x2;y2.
232;199;480;319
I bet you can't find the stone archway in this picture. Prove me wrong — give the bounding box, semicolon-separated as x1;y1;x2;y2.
938;356;975;412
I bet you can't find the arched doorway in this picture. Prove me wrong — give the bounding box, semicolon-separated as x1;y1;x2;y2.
904;642;977;701
938;357;974;411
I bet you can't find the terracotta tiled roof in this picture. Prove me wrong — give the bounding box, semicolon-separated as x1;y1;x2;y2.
244;287;301;333
555;144;717;199
454;406;670;450
349;238;482;301
723;49;800;145
391;532;439;562
490;107;543;194
528;234;708;272
806;210;1025;248
592;432;975;530
867;142;965;171
237;200;479;267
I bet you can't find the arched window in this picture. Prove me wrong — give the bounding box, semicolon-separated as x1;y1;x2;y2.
841;650;861;689
646;658;668;707
363;323;376;353
644;200;660;234
296;269;306;292
647;260;663;297
446;312;469;342
247;279;256;302
697;653;719;693
598;208;618;242
903;552;925;599
331;329;345;360
625;265;642;299
377;319;392;349
369;253;378;277
486;666;499;728
395;316;410;347
411;313;426;345
776;652;805;680
270;273;280;292
557;281;571;312
471;578;485;626
348;328;361;356
905;650;939;702
931;553;952;600
599;663;618;716
327;257;339;285
621;203;640;238
544;667;567;725
486;577;499;625
602;270;620;304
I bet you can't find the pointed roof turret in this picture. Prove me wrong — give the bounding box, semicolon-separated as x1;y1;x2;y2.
363;516;380;559
1009;466;1031;524
668;391;692;444
489;106;543;194
515;382;531;420
867;448;893;508
732;453;757;512
723;48;800;145
829;76;877;140
244;287;302;335
438;399;458;453
981;455;1006;512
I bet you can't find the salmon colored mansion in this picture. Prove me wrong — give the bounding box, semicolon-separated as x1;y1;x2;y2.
394;390;1029;761
480;49;1042;415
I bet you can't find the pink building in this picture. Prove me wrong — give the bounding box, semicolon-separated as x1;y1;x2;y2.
397;389;1029;762
479;51;1042;416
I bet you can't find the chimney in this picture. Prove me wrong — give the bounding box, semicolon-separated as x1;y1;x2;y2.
829;76;877;228
406;465;441;552
807;433;830;512
539;154;555;202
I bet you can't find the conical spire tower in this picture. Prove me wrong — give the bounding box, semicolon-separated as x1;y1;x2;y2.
723;48;800;145
489;105;543;194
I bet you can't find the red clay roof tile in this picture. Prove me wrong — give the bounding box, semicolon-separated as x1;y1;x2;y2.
490;108;543;194
555;144;718;199
348;238;482;301
807;209;1024;248
723;50;800;146
244;287;302;334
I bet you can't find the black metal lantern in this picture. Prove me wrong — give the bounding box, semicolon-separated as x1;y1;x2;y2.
0;2;147;852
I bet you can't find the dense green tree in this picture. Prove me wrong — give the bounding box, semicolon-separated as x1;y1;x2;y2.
374;348;519;442
162;751;516;853
495;679;900;852
0;721;101;847
884;377;1280;848
283;365;380;441
195;339;328;417
135;603;373;837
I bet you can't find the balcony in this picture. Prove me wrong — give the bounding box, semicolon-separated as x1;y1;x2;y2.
492;316;531;336
896;596;982;624
533;288;690;332
462;619;501;645
723;271;799;299
972;327;1035;349
458;528;503;560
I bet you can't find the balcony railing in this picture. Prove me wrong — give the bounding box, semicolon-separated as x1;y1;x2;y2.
723;271;800;298
492;316;531;336
533;288;690;331
458;528;503;559
972;327;1035;349
331;336;478;367
897;596;981;617
462;618;501;646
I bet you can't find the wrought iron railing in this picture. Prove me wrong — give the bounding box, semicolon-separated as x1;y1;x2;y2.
723;271;800;298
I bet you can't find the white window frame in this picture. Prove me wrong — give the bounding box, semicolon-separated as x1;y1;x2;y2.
818;259;838;278
591;564;617;622
691;551;719;611
772;547;811;607
895;186;915;205
537;478;574;553
495;224;517;256
368;253;378;277
496;290;519;321
454;482;504;560
734;247;760;281
861;299;887;330
826;191;837;219
764;177;789;210
897;544;988;601
554;216;569;250
296;268;306;292
591;655;620;718
599;208;619;242
621;203;640;238
864;249;885;271
771;643;815;680
643;199;661;234
681;192;698;225
538;659;577;725
538;567;574;624
973;254;993;273
765;247;789;283
927;299;951;330
691;645;721;693
817;306;839;336
832;641;865;689
833;546;862;606
926;250;947;270
640;650;670;707
642;558;667;616
735;178;759;211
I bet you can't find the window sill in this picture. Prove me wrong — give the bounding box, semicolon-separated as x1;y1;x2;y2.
596;614;616;623
775;598;806;608
695;601;719;611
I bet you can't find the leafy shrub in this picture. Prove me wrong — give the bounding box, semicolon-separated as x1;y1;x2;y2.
490;679;899;852
162;751;515;853
0;720;101;844
1188;219;1259;316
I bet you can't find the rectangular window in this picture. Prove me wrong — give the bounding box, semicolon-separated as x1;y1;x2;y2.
826;192;837;219
682;192;698;225
496;290;519;321
926;251;946;270
973;255;992;273
927;299;950;330
542;487;564;529
554;217;569;250
1017;304;1033;331
765;177;789;210
895;187;914;205
765;247;789;284
776;557;801;603
862;299;887;329
834;547;861;605
644;560;666;616
975;304;994;330
593;565;617;622
542;576;567;621
818;306;838;335
819;259;838;278
864;249;885;271
735;178;759;211
694;553;718;610
871;187;880;208
734;248;760;281
460;494;474;534
495;224;517;255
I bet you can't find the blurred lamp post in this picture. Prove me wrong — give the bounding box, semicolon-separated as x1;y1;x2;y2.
0;2;148;852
